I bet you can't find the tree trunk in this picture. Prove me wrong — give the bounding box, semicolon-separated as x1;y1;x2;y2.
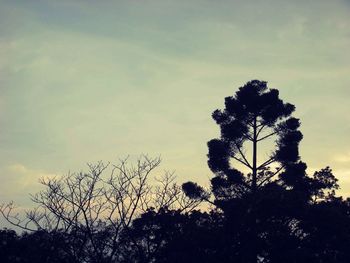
251;116;258;263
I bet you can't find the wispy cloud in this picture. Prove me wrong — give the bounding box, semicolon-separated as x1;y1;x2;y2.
334;152;350;163
0;164;56;201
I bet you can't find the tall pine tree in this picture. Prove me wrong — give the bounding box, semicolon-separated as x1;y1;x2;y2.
183;80;311;262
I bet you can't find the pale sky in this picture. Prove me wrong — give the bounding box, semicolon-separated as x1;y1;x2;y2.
1;0;350;210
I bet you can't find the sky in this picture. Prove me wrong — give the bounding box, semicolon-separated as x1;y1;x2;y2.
0;0;350;211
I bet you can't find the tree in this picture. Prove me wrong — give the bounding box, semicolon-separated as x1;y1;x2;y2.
0;229;19;263
208;80;306;196
303;197;350;263
182;80;329;262
0;155;200;263
125;208;225;263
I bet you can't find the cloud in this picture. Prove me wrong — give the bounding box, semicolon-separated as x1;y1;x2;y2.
334;152;350;163
0;163;56;202
334;169;350;197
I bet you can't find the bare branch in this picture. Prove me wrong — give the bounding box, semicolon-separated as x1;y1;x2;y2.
257;131;277;142
232;156;253;169
234;143;253;170
257;157;276;170
257;166;285;187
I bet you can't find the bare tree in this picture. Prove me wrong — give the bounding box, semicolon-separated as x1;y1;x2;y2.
0;155;200;263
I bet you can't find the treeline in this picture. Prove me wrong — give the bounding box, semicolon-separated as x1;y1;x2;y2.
1;198;350;262
1;80;350;263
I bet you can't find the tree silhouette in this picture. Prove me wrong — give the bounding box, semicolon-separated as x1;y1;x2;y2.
182;80;337;262
124;208;227;263
0;156;200;263
210;80;306;195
